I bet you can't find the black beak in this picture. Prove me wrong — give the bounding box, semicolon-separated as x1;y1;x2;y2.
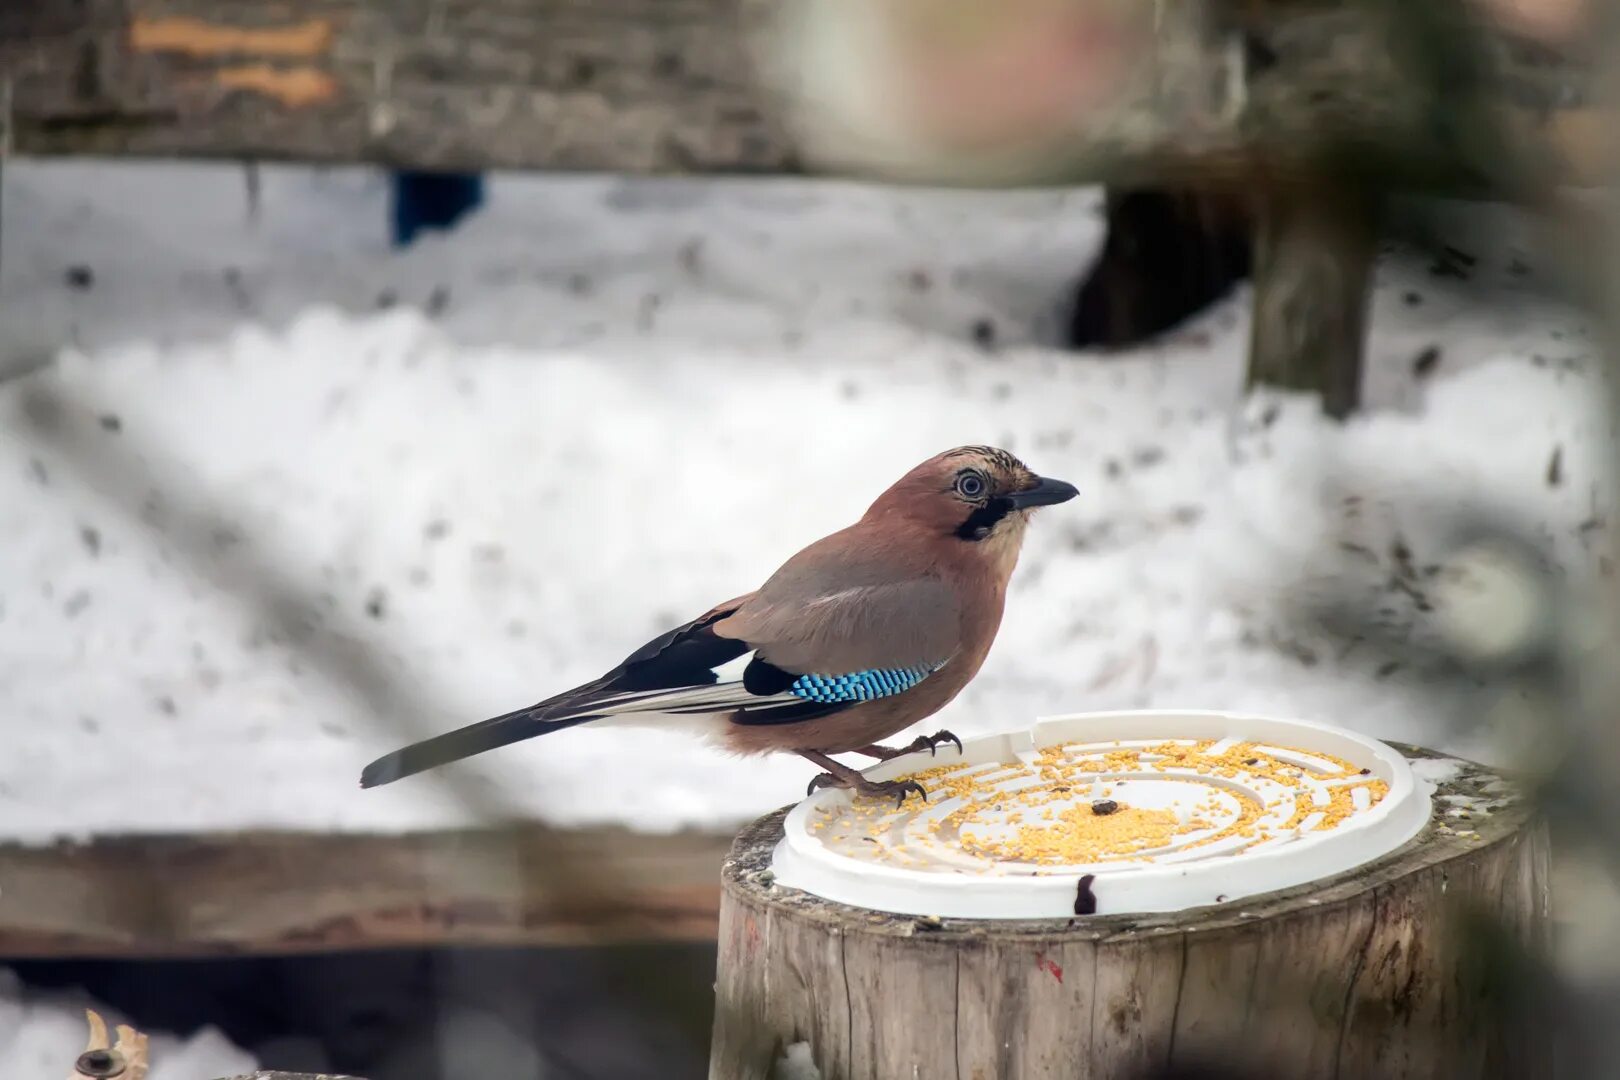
1006;476;1079;509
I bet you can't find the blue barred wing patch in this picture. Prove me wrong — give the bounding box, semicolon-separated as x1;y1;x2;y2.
788;664;936;704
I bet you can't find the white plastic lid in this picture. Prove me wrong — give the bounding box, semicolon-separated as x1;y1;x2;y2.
770;710;1432;918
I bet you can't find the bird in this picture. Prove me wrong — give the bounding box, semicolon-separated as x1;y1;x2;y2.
359;446;1078;804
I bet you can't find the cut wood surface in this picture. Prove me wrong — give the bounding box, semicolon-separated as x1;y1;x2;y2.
710;746;1552;1080
0;0;1604;188
0;824;730;957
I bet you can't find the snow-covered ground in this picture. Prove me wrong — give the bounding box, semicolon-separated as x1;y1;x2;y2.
0;161;1602;842
0;968;255;1079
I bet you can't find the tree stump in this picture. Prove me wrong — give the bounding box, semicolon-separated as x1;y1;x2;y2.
710;748;1550;1080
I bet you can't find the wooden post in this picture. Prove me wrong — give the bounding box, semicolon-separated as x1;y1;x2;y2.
710;749;1551;1079
1247;182;1378;419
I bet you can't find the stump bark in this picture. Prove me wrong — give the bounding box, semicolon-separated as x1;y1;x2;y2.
710;747;1551;1080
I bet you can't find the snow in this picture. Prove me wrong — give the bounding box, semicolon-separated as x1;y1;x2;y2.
773;1041;824;1080
0;161;1602;842
0;969;256;1079
1409;757;1470;787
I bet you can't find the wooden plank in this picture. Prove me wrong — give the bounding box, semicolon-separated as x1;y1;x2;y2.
0;825;730;957
3;0;794;173
0;0;1606;188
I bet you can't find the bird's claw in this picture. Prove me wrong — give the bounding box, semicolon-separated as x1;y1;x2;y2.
855;776;928;808
883;779;929;808
805;772;928;808
906;729;964;757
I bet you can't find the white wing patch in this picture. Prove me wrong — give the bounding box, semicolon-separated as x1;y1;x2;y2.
709;650;757;685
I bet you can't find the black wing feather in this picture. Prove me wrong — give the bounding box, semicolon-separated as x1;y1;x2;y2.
742;655;797;695
607;612;750;691
359;604;813;788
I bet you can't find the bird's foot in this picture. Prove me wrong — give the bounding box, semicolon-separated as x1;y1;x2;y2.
855;729;964;761
860;776;928;808
802;751;929;808
806;773;927;808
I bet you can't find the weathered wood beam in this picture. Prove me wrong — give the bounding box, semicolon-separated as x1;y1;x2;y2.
1;0;794;173
0;0;1605;188
0;825;730;957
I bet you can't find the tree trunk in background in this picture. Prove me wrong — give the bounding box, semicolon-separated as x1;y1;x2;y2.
1067;188;1253;350
1248;181;1379;418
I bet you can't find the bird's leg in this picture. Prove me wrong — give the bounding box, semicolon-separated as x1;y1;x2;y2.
800;750;927;807
851;729;964;760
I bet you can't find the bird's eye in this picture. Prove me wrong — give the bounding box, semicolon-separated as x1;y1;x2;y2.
955;472;987;500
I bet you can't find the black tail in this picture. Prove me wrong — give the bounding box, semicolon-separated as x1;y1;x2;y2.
359;705;596;788
360;601;750;788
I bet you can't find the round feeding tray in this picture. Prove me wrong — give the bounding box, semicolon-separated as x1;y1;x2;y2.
770;710;1433;918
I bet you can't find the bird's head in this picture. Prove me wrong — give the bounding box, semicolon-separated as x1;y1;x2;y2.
865;445;1078;553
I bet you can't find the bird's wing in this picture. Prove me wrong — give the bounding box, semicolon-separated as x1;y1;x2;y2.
544;574;961;727
706;573;962;726
717;575;961;673
360;574;961;787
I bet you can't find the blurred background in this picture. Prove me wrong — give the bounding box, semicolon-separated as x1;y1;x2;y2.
0;0;1615;1077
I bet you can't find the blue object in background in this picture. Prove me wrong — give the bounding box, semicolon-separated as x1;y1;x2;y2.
390;171;487;248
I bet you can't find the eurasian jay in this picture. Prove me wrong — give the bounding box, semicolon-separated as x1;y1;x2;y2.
360;446;1077;804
